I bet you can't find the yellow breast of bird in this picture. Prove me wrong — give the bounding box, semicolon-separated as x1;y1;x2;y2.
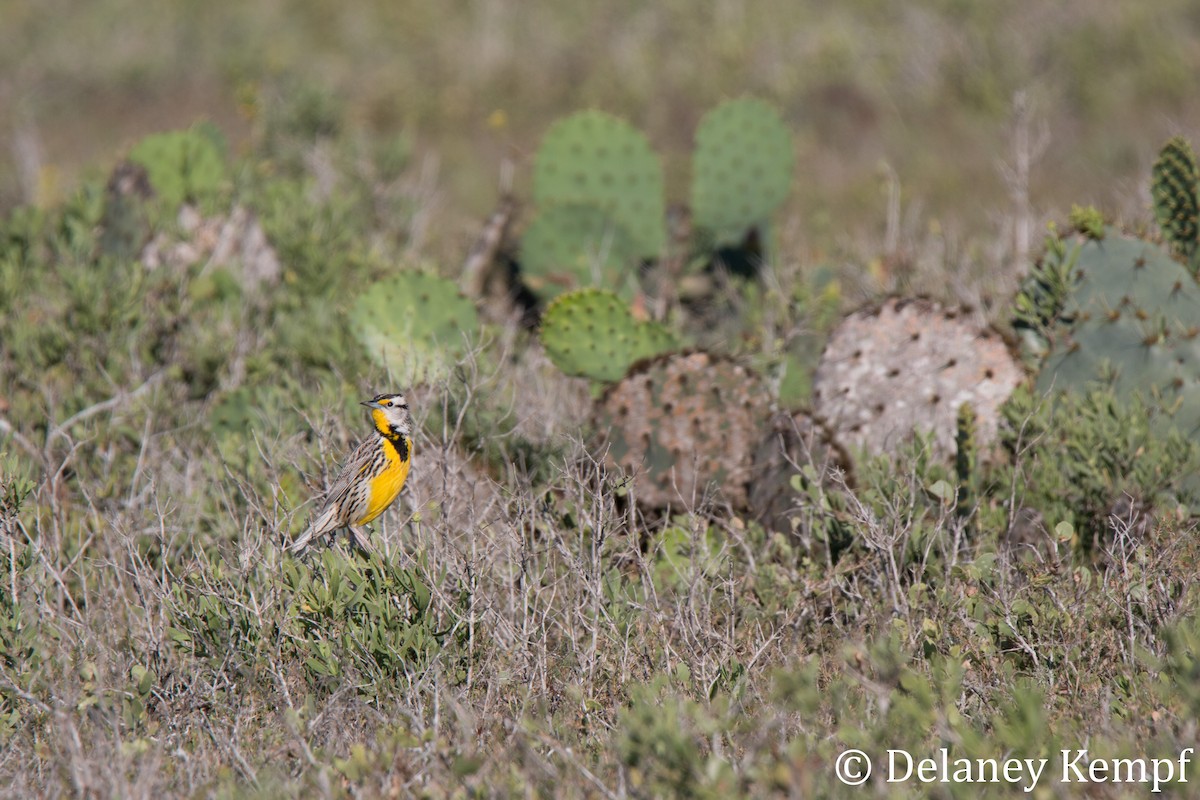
355;436;412;525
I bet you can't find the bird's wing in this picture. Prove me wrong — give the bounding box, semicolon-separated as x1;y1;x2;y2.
287;435;376;554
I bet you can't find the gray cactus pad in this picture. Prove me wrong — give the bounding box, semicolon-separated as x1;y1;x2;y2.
813;298;1024;458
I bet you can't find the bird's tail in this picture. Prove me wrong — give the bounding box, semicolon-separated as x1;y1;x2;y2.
286;505;338;555
285;527;317;555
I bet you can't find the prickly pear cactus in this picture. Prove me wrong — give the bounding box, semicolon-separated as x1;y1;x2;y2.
691;98;794;246
1152;136;1199;267
352;270;480;385
533;110;666;258
595;352;770;509
128;124;227;211
540;289;678;382
520;204;639;302
1032;229;1200;434
812;298;1023;459
1012;232;1079;363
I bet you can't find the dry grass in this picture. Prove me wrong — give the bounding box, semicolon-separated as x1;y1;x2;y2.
2;361;1200;797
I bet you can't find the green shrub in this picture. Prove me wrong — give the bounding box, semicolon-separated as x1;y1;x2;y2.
997;385;1198;551
166;548;456;701
0;539;43;741
283;550;447;689
618;678;737;799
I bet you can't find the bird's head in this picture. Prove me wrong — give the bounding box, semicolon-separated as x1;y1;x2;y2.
363;393;413;439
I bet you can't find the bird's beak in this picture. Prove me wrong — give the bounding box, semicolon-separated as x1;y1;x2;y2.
361;399;383;410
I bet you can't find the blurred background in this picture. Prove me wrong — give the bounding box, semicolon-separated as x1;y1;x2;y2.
5;0;1200;265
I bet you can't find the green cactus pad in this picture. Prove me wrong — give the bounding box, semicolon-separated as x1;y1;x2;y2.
813;298;1024;459
533;110;666;258
540;289;678;382
1152;136;1199;265
691;97;794;246
520;203;640;302
1035;231;1200;434
594;351;770;509
352;270;480;385
128;125;227;211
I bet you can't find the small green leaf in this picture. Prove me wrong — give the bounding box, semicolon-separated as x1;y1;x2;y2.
131;665;155;696
928;479;955;503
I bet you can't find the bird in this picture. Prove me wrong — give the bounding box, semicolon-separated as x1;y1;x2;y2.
287;393;414;556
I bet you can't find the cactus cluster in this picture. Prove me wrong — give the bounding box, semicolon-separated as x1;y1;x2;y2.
521;99;795;301
691;98;794;247
594;351;770;508
1152;136;1200;270
812;298;1023;459
352;270;480;385
127;124;228;212
540;289;678;382
1029;229;1200;434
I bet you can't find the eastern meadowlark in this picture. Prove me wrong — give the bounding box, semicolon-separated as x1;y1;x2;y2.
287;393;414;555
